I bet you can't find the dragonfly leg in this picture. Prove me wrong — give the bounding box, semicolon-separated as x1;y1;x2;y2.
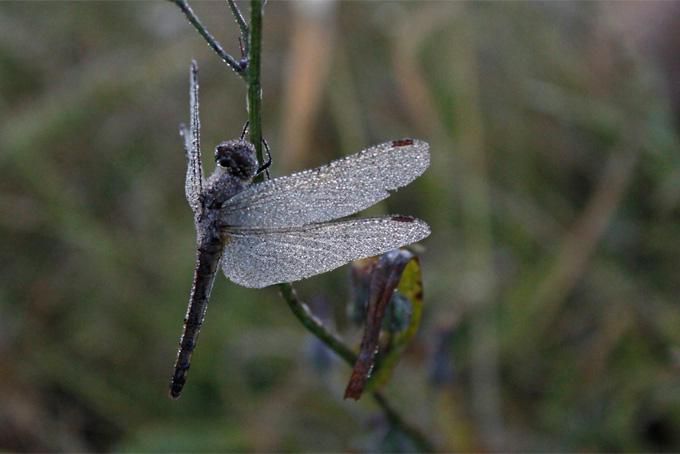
239;120;250;140
239;120;271;179
256;137;272;179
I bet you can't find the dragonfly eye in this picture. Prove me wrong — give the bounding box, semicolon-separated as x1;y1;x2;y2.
215;139;258;180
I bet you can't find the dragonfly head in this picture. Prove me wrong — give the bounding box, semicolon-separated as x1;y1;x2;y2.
214;139;258;181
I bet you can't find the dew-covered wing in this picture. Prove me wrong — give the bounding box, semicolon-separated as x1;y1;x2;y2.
220;139;430;228
182;61;203;220
221;215;430;288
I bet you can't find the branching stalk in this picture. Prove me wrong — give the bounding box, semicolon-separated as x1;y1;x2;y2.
171;0;247;78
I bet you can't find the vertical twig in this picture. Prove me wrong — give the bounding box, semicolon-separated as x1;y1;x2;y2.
247;0;265;181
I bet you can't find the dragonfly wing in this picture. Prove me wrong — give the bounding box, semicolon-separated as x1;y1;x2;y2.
182;61;203;219
220;139;429;228
221;216;430;288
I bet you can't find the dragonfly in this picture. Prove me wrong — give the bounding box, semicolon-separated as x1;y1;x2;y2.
169;61;431;399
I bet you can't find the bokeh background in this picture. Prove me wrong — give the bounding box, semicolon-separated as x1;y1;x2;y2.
2;0;680;451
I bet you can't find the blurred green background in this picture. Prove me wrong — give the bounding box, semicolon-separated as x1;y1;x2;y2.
2;0;680;451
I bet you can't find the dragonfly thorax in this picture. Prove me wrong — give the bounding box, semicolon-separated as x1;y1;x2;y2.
202;139;256;212
214;139;258;181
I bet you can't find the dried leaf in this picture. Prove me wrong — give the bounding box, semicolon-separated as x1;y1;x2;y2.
344;249;423;400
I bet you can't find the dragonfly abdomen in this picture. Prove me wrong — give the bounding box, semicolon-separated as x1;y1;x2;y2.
170;236;224;399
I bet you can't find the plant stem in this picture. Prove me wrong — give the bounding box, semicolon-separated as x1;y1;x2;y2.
247;0;264;180
171;0;246;78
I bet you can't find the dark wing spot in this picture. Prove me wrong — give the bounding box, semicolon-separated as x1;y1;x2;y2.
392;138;414;147
391;215;416;223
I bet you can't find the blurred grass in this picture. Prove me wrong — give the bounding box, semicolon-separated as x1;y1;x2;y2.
1;1;680;451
